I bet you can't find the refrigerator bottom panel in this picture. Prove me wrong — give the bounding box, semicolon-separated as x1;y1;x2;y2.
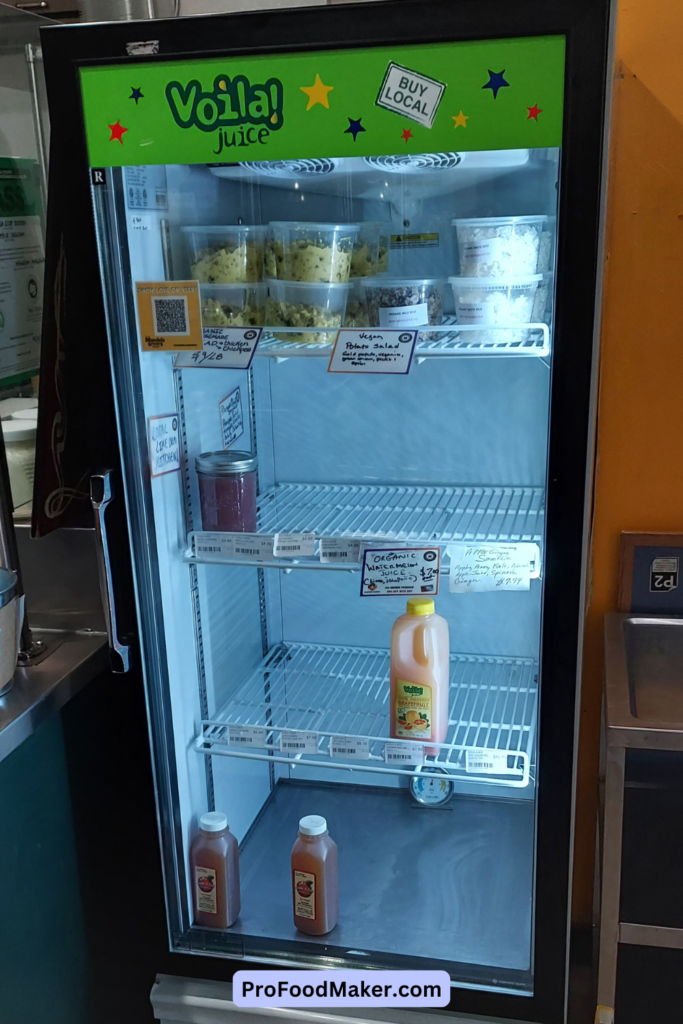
182;780;533;994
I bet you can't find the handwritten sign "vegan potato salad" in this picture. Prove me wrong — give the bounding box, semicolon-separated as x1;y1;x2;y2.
328;329;418;374
361;547;440;597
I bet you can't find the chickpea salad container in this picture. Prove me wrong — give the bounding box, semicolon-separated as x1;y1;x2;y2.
182;225;267;283
266;279;351;345
270;221;359;283
200;283;267;328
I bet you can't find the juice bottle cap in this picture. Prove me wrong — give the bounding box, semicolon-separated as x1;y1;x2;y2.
406;597;435;616
299;815;327;836
200;811;228;832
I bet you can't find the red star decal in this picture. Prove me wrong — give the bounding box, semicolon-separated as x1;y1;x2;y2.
526;104;543;121
401;128;413;143
107;120;128;144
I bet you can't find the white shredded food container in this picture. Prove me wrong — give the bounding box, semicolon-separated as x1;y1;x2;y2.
448;274;542;344
452;216;547;277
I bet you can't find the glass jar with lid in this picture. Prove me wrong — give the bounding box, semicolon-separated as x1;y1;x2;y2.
196;451;258;532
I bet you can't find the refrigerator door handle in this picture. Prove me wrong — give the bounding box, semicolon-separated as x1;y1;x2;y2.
91;470;131;674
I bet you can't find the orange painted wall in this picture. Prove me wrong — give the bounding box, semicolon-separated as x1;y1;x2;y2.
573;0;683;923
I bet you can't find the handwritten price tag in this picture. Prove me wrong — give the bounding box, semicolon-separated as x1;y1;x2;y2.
328;329;418;374
448;543;540;593
361;547;440;597
175;326;262;370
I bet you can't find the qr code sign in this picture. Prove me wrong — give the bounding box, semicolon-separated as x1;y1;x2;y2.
153;295;189;336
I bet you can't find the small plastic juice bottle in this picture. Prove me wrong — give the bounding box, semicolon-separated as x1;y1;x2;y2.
390;597;450;756
291;815;338;935
190;811;241;928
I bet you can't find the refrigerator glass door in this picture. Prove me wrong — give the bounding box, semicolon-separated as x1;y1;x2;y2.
84;32;566;1004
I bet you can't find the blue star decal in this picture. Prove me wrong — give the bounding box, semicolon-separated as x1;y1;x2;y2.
482;70;509;100
129;87;144;104
344;117;366;142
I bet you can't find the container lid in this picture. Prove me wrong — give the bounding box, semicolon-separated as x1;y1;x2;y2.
181;224;266;235
407;597;435;616
266;279;351;292
451;215;548;226
200;282;268;294
448;274;542;286
361;277;446;288
11;408;38;421
2;419;36;442
269;221;360;232
200;811;228;832
0;397;37;420
299;815;327;835
0;567;18;610
195;451;257;476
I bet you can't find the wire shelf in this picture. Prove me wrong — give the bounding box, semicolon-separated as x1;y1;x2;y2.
187;482;545;568
256;317;550;360
195;642;538;787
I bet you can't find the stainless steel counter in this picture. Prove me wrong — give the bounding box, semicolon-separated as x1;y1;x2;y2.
0;628;108;763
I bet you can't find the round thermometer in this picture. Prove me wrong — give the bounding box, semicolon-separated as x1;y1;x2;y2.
410;765;454;807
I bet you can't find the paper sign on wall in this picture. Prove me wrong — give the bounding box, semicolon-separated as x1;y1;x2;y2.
174;327;262;369
448;543;540;593
136;281;202;351
219;386;244;449
328;329;418;374
148;413;180;477
361;547;440;597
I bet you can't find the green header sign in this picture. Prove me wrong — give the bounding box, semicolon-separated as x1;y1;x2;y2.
80;36;565;167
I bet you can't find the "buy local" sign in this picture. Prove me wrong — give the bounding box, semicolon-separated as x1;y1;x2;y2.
376;62;446;128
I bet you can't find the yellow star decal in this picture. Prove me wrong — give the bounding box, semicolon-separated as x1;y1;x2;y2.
300;74;334;111
452;110;468;128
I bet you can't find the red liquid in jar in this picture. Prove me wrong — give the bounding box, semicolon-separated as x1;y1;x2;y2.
198;471;257;532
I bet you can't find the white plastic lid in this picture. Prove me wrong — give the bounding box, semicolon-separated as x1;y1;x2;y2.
299;814;327;836
269;221;360;232
267;279;351;293
200;811;228;832
451;215;548;226
181;224;266;234
361;277;445;288
2;419;36;442
448;274;543;286
12;409;38;421
0;397;37;420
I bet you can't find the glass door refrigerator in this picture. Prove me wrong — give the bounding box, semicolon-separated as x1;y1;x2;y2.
40;2;611;1021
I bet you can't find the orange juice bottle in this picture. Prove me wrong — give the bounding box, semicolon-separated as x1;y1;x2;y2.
190;812;241;928
390;597;450;756
291;815;338;935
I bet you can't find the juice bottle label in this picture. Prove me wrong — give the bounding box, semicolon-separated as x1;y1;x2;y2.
395;679;432;739
195;865;217;915
293;869;316;920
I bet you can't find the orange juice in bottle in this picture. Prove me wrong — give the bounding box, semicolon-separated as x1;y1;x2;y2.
390;597;450;756
291;815;338;935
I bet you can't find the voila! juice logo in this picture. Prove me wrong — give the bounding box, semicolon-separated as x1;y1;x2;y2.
165;74;284;154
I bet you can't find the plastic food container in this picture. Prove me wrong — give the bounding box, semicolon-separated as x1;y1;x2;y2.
362;277;446;339
200;283;267;328
1;418;36;508
377;227;391;274
448;275;542;344
196;451;258;533
266;280;350;344
263;226;277;279
0;397;37;420
452;216;547;277
344;279;370;329
182;225;266;283
269;222;359;283
350;223;381;278
537;217;556;273
531;272;552;323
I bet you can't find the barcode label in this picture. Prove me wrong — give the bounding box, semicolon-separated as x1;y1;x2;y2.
330;736;370;760
384;741;424;766
228;725;266;748
152;295;189;336
280;730;318;755
320;537;363;564
231;534;274;560
273;532;315;558
194;532;233;558
465;749;518;775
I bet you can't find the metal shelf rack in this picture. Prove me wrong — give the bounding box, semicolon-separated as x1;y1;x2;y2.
195;642;538;787
255;318;550;360
187;482;545;569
